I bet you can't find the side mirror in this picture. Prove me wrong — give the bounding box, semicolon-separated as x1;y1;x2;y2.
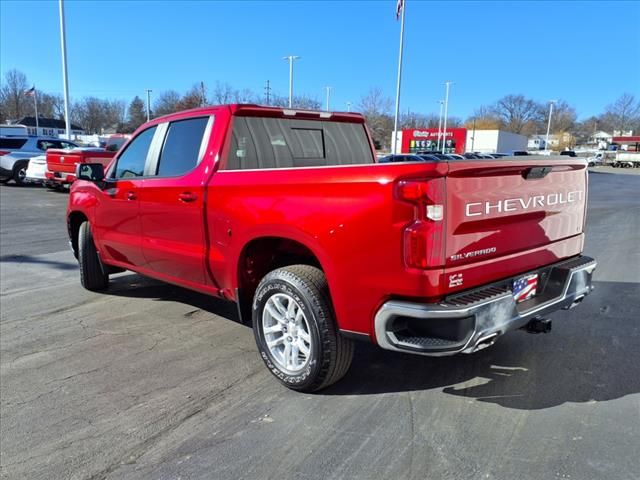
76;163;105;182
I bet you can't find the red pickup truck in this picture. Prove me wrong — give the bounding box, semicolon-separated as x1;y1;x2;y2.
46;148;116;188
67;105;596;392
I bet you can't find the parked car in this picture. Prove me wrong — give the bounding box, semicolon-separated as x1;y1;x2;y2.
68;104;596;392
512;151;530;156
463;152;482;159
560;150;577;157
0;136;77;185
25;154;47;184
447;153;466;160
45;147;117;189
378;154;424;163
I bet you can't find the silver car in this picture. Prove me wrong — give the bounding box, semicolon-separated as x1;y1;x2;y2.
0;136;77;185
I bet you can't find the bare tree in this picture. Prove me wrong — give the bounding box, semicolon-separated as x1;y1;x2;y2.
600;93;640;135
541;100;577;135
234;88;257;104
492;94;543;134
176;85;205;111
153;90;181;116
0;69;29;122
212;82;234;105
400;112;440;129
358;88;394;150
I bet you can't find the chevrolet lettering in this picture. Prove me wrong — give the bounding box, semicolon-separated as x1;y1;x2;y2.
465;190;584;217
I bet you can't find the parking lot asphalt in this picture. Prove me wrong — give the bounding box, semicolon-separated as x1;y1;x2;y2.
1;173;639;480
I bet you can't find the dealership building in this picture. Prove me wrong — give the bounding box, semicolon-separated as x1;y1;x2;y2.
393;128;527;155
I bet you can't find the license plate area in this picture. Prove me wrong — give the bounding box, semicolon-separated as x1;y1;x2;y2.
512;273;538;303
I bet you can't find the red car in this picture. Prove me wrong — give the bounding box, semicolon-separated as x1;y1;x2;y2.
67;105;596;392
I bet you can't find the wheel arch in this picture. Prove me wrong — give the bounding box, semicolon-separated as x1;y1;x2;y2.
67;210;89;259
235;235;333;325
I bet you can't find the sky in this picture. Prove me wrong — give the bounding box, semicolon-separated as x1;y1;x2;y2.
1;0;639;120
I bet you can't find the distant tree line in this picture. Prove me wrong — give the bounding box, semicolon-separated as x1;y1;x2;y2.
1;69;638;149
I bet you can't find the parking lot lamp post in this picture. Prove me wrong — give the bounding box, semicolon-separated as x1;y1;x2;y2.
283;56;300;108
146;89;152;122
436;100;444;150
392;0;406;154
346;101;351;112
441;81;452;154
324;86;332;112
58;0;71;140
545;100;556;153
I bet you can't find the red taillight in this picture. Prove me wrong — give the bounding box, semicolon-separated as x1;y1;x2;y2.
397;178;446;269
0;150;9;156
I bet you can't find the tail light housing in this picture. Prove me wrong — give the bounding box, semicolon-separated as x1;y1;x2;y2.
396;178;446;269
0;150;9;157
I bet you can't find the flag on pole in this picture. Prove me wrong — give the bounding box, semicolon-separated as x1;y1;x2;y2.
24;86;36;97
396;0;404;20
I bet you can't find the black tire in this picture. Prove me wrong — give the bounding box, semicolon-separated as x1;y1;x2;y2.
12;161;28;186
252;265;353;392
78;221;109;291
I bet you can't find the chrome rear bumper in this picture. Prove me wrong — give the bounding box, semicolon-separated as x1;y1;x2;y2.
374;256;597;356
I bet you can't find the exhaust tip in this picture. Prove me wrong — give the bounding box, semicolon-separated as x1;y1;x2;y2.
524;318;552;334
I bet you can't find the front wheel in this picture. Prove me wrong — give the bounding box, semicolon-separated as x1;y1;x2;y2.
78;221;109;291
252;265;353;392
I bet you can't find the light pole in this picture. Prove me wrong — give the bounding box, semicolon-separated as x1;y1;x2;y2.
545;100;556;153
346;101;351;112
392;0;406;154
436;100;444;151
324;86;332;112
146;89;152;122
58;0;71;140
283;55;300;108
441;81;452;154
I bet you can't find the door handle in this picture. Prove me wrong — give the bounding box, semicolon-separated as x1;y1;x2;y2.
127;191;137;201
178;192;198;203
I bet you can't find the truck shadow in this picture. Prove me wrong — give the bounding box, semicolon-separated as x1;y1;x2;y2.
103;276;639;410
325;280;640;410
107;273;242;324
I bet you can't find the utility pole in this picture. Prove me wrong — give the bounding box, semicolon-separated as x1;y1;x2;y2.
146;89;152;122
441;81;452;154
324;86;332;112
58;0;71;140
392;0;406;154
471;117;477;152
283;55;301;108
264;80;272;105
545;100;556;153
200;81;206;107
436;100;444;151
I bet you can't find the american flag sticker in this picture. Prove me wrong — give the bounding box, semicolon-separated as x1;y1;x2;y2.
513;274;538;303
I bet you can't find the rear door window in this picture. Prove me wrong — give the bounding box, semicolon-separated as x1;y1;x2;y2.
113;126;157;179
225;117;373;170
155;117;209;177
0;138;27;149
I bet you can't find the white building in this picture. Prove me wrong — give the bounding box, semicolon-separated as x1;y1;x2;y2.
467;130;527;154
588;131;612;149
13;116;85;139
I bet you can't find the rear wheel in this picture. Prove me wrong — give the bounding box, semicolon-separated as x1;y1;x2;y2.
252;265;353;392
12;161;28;186
78;221;109;291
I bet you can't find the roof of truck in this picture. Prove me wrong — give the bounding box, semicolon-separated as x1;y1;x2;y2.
150;104;365;125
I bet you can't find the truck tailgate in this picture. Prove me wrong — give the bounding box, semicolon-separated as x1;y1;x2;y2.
444;158;587;284
47;149;115;174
